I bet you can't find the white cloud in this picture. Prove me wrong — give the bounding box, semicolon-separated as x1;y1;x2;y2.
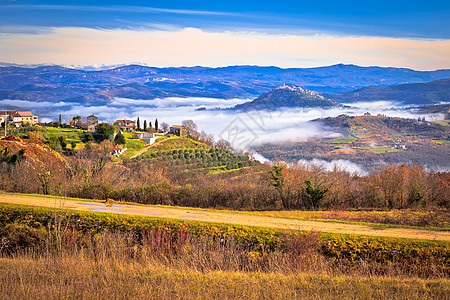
297;158;367;175
0;99;68;108
2;97;444;151
111;97;250;108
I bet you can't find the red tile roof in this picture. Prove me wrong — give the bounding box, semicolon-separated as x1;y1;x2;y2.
18;111;33;117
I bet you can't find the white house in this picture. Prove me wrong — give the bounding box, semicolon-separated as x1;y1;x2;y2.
136;132;157;144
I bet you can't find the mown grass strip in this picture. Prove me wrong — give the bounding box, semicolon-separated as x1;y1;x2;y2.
1;191;447;232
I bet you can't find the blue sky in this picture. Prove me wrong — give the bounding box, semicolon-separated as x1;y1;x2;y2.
1;0;449;38
0;1;449;69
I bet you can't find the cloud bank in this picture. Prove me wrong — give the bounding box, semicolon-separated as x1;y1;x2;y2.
298;158;368;176
1;97;443;151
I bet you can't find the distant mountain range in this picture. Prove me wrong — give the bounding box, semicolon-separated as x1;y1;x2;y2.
0;64;449;109
1;64;450;103
233;85;341;110
325;78;450;105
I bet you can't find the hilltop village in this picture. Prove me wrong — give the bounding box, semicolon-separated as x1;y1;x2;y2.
0;110;192;156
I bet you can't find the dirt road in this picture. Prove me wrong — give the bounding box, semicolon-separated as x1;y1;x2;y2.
130;137;174;159
1;193;448;241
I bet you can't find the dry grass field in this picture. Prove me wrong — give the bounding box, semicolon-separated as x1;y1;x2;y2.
0;199;448;299
1;255;448;300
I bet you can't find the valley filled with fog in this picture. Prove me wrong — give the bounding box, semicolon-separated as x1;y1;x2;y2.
1;97;442;148
3;96;448;174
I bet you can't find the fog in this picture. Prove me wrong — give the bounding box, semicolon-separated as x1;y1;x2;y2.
297;158;368;176
0;97;444;150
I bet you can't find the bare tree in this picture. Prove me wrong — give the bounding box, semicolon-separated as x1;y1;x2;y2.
198;131;214;146
161;122;169;134
182;119;198;137
215;139;233;151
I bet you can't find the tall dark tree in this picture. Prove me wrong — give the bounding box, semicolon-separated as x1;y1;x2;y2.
155;118;159;132
59;114;62;125
305;180;329;210
143;120;147;131
94;122;115;142
137;117;141;131
270;164;285;208
149;121;152;129
114;132;126;145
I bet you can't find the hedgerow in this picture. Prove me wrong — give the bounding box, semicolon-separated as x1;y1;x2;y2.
1;203;448;273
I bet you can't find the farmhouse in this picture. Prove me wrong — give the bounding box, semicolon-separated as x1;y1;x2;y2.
0;110;38;126
18;111;39;125
137;132;157;144
111;147;127;155
116;119;136;132
86;114;99;132
169;125;187;137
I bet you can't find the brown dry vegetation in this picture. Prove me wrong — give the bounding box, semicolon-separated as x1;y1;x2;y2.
0;136;449;214
0;229;448;300
1;255;448;300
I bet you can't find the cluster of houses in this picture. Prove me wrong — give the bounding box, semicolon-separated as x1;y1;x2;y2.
391;139;407;150
0;110;39;126
1;110;188;142
69;114;99;131
70;115;187;138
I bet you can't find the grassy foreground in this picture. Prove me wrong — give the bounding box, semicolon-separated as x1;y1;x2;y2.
0;203;449;299
1;255;448;300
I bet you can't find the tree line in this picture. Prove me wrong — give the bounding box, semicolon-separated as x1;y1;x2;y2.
0;140;448;210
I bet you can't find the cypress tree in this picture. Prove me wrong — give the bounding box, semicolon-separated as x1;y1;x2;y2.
143;120;147;131
137;117;141;131
155;118;159;132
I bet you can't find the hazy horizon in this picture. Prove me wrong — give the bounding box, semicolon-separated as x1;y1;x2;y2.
1;2;449;70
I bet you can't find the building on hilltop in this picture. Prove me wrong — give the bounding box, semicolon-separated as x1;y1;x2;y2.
0;110;38;126
17;111;38;125
137;132;157;144
86;114;99;132
0;111;15;124
169;125;187;137
116;118;136;132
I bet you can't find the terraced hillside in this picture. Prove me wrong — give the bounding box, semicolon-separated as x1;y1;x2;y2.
135;137;258;172
254;115;450;170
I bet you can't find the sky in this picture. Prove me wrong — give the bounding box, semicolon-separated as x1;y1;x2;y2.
0;1;449;69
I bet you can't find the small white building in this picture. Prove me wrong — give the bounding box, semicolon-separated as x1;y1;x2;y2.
111;147;127;155
136;132;157;144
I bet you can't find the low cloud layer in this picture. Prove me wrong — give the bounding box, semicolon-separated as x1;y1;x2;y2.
0;97;444;151
298;158;368;176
